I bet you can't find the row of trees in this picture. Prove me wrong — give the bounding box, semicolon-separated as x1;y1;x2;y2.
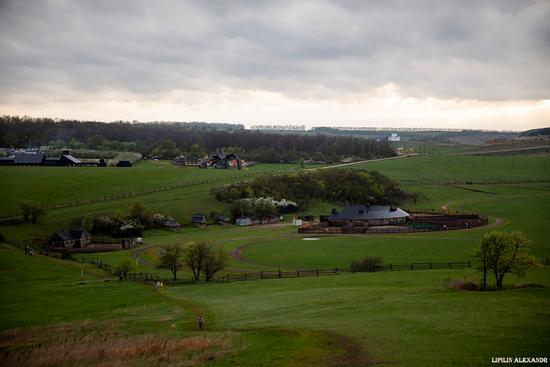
159;241;228;281
213;169;414;209
0;115;395;162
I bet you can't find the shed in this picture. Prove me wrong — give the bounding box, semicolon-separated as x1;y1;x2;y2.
191;214;208;227
216;214;231;225
116;160;133;167
236;216;252;226
164;218;181;231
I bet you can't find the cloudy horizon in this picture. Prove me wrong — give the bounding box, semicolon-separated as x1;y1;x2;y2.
1;0;549;130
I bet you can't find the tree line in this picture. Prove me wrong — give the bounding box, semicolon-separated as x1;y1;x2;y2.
0;115;394;163
213;169;415;211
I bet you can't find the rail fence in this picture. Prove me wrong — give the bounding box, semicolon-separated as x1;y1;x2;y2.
398;178;550;186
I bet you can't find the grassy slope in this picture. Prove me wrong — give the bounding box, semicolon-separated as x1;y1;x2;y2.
170;268;550;367
2;153;550;366
0;244;357;367
0;161;311;214
351;153;550;182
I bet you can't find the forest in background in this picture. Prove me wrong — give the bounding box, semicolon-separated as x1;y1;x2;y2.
0;116;394;163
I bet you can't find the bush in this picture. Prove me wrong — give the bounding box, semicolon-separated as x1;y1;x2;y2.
444;278;479;291
350;256;383;272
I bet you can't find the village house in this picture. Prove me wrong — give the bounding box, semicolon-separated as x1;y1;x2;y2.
235;216;252;226
164;218;181;231
191;214;208;227
216;214;231;225
48;227;92;250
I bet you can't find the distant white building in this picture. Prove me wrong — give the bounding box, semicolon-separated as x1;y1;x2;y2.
388;133;401;142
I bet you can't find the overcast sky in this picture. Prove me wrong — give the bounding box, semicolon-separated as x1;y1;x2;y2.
1;0;549;130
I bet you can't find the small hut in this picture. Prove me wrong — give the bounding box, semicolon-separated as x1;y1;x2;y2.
236;216;252;226
191;214;208;228
216;214;231;226
164;218;181;231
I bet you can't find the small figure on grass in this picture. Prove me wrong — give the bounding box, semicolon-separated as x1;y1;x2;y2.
197;315;204;330
155;280;161;291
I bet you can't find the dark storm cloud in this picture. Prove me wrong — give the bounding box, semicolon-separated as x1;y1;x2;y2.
1;0;549;101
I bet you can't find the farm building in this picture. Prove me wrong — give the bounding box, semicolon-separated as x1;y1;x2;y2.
116;160;133;167
216;214;231;225
328;205;410;226
48;227;92;250
0;157;15;165
164;218;181;231
13;152;46;166
191;214;208;227
236;216;252;226
44;150;82;166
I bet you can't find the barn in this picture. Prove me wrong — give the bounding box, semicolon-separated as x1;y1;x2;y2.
328;205;410;227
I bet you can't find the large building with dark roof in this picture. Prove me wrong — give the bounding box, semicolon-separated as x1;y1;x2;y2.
13;152;46;166
328;205;410;226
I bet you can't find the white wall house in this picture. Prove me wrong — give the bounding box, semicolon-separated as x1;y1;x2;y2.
388;133;401;142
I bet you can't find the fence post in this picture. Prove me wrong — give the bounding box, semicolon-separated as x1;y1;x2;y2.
278;269;282;278
429;262;432;270
244;272;247;281
316;269;319;276
449;262;452;269
297;270;300;277
390;264;393;271
261;271;264;280
410;263;413;270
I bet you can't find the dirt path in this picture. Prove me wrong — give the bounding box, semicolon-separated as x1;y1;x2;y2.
309;153;417;171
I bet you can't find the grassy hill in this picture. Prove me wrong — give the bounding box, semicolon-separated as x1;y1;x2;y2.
1;151;550;366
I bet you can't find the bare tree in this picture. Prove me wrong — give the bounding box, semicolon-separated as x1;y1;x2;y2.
159;245;184;280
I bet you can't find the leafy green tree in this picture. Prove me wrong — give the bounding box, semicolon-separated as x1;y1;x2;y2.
159;245;184;280
19;201;45;223
474;231;539;289
129;202;152;227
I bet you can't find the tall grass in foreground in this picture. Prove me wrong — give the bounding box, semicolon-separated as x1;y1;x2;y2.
0;320;235;367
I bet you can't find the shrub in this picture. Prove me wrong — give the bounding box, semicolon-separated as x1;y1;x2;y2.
444;278;479;291
350;256;383;272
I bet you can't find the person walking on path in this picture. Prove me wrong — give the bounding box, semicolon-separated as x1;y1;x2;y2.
197;315;204;330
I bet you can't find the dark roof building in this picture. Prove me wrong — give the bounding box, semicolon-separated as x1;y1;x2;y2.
49;227;91;249
328;205;409;225
216;214;230;225
0;157;15;165
164;218;181;231
13;152;46;165
191;214;208;227
116;160;133;167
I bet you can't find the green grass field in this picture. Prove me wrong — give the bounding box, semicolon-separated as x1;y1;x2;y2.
1;152;549;366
